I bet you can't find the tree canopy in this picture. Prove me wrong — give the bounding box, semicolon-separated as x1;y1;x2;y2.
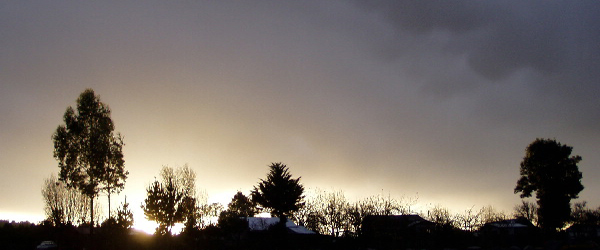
226;191;257;218
52;89;127;232
217;192;257;235
142;165;197;235
251;162;304;223
514;138;584;231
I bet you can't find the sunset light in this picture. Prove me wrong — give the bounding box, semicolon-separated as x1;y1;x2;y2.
133;217;159;235
2;1;600;249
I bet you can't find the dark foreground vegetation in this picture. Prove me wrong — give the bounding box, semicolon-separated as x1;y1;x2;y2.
2;214;600;250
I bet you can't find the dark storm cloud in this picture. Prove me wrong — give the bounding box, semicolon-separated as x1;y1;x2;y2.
352;1;600;79
349;0;600;129
2;0;600;220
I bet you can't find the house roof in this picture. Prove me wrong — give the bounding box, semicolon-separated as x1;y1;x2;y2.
484;219;532;228
364;214;434;226
362;214;436;233
246;217;316;234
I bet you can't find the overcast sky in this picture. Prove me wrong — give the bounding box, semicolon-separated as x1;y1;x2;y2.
1;1;599;226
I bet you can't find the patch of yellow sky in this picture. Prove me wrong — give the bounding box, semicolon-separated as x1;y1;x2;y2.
1;181;515;235
0;202;508;236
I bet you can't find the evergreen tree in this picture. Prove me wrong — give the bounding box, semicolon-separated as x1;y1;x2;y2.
251;163;304;225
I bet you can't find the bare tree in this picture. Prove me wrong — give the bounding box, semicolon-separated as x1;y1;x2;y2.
360;193;403;216
41;174;90;226
192;189;223;229
42;174;66;226
571;201;600;225
293;189;326;234
455;206;481;232
427;205;456;230
479;205;507;224
319;190;350;237
295;189;416;237
513;200;538;226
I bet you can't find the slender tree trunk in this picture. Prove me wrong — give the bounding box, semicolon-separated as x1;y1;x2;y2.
90;195;94;234
279;214;287;229
332;222;335;237
108;189;111;219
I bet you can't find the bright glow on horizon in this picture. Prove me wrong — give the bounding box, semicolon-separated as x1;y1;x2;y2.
171;223;184;235
132;214;185;235
0;211;44;223
133;217;158;235
0;210;180;236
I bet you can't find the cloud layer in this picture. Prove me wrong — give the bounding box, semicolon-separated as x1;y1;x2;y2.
1;1;599;220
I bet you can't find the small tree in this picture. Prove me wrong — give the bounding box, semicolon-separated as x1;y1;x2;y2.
116;200;134;230
218;192;257;237
225;191;257;217
141;165;197;235
251;162;305;225
142;179;180;235
514;138;584;231
99;199;134;250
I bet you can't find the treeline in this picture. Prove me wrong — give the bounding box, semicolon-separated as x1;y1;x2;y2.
31;171;600;250
40;162;600;235
27;161;600;250
31;89;596;249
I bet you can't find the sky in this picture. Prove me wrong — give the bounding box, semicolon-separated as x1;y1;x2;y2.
1;0;599;230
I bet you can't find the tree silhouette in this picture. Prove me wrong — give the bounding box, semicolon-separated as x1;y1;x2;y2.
103;133;127;219
52;89;127;235
218;192;257;237
456;206;481;232
514;138;584;231
479;205;507;225
141;165;197;235
571;201;600;226
41;174;90;226
294;190;411;237
293;191;327;234
513;200;538;226
99;200;134;250
427;205;456;229
251;162;305;225
116;200;134;230
143;179;182;235
226;191;257;217
303;189;350;237
176;165;199;233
